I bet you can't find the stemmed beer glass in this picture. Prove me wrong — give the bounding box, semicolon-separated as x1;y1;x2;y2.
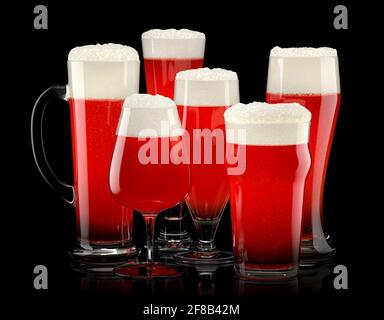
109;94;190;278
174;68;239;265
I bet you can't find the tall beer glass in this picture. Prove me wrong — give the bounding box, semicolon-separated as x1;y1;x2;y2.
31;44;140;264
142;28;206;251
174;68;239;265
142;28;205;99
110;94;189;279
225;102;311;280
266;47;340;265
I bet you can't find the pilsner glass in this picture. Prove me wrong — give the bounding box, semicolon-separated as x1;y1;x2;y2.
110;94;190;279
174;68;239;265
266;47;340;265
142;28;206;251
225;102;311;280
31;44;140;263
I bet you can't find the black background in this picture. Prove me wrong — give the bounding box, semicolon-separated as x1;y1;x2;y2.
4;0;375;317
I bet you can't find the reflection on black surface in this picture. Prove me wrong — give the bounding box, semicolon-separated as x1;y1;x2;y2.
194;264;221;297
298;260;334;294
71;263;190;297
69;257;335;297
234;277;299;296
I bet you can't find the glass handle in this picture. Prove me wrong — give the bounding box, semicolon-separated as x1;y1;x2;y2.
31;85;75;206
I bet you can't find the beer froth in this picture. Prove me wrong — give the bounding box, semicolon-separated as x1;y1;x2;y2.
267;46;340;94
117;94;182;138
68;43;139;61
142;29;205;59
174;68;239;106
67;44;140;99
270;47;337;57
225;102;311;146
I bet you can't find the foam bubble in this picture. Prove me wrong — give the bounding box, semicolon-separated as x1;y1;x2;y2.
176;68;238;81
117;94;182;138
68;43;139;61
142;29;205;59
270;46;337;57
224;102;311;146
267;47;340;94
174;68;239;107
142;29;205;39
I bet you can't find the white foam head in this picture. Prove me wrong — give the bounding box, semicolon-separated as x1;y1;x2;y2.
267;46;340;94
142;29;205;59
224;102;311;146
117;94;183;138
67;44;140;99
174;68;239;106
68;43;140;61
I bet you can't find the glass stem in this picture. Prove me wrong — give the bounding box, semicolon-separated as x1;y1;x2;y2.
193;219;219;252
144;215;156;263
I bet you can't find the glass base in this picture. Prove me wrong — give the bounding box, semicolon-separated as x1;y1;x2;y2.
174;250;233;266
114;262;185;279
156;237;192;253
235;265;298;282
300;237;336;267
70;243;140;266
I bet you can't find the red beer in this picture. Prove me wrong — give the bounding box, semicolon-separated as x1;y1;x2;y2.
266;47;340;262
176;105;228;219
69;99;134;244
144;59;203;99
228;144;310;270
225;102;311;279
110;136;190;214
266;93;341;242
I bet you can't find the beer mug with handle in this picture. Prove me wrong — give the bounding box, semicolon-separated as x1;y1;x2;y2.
31;44;140;265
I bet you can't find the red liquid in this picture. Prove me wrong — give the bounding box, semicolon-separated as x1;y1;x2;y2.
227;144;311;270
69;99;133;245
266;93;341;241
177;105;229;220
144;58;204;99
110;136;190;214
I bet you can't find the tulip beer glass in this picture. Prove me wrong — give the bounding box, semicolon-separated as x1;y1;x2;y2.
109;94;190;278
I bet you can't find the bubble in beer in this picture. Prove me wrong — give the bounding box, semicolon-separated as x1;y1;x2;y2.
224;102;311;146
142;29;205;39
270;46;337;57
68;43;139;61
